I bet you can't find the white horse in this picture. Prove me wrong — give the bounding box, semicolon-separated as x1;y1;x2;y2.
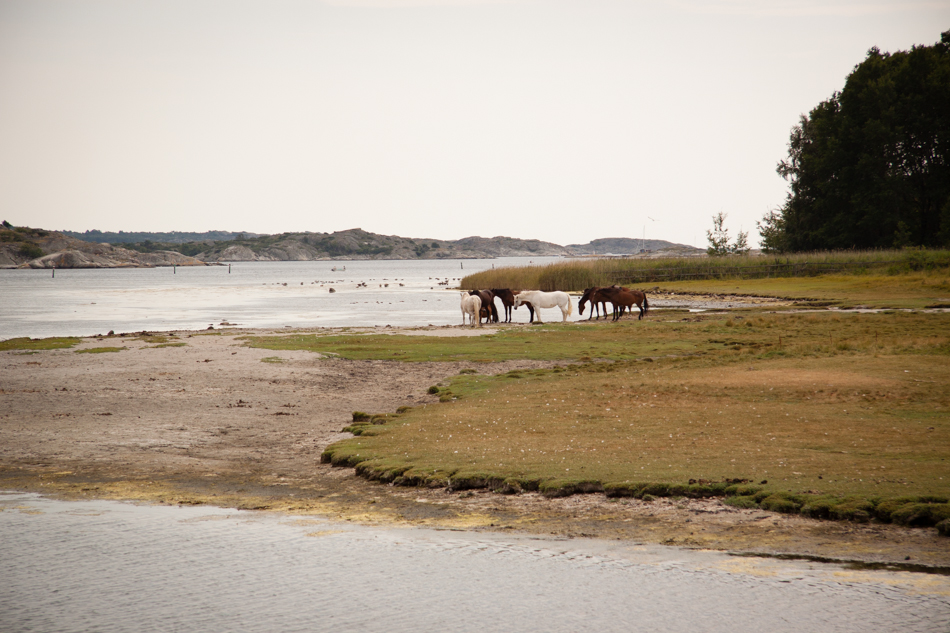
513;290;573;323
460;292;482;327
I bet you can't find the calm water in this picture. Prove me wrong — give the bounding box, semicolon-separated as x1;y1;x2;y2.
2;492;948;633
0;258;565;339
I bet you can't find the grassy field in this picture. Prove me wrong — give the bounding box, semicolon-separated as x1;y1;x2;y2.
264;306;950;528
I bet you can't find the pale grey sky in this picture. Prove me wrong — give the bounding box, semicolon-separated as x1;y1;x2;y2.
1;0;946;247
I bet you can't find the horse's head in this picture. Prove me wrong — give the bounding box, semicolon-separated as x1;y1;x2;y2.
579;287;600;314
512;293;524;308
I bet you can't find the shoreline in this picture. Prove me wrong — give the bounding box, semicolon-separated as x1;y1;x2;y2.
2;324;948;570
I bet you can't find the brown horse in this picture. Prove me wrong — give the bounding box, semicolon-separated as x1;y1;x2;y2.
578;287;611;320
600;286;649;320
468;289;498;323
490;288;516;323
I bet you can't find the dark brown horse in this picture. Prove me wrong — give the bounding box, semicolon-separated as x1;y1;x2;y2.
490;288;516;323
468;289;498;323
578;287;611;320
600;286;649;320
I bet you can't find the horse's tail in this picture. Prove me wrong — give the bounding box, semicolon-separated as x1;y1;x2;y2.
567;296;573;316
643;294;649;315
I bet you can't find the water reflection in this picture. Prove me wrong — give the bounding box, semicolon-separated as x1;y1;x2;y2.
2;492;948;633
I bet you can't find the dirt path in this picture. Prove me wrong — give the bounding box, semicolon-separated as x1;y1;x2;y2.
2;327;947;571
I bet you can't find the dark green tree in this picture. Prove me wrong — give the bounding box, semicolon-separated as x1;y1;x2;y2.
764;31;950;251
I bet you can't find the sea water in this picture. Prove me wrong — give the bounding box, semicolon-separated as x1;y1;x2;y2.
2;492;948;633
0;257;562;339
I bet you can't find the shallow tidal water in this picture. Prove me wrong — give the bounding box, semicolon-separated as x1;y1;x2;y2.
0;258;562;339
2;492;948;633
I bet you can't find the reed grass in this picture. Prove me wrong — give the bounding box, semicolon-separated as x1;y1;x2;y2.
461;249;950;291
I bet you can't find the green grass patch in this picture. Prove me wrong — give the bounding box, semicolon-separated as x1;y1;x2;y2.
242;325;698;362
137;334;179;344
243;311;949;365
260;356;285;363
0;337;81;351
75;346;125;354
149;342;188;348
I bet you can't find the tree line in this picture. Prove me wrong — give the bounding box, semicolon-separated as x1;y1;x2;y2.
756;31;950;253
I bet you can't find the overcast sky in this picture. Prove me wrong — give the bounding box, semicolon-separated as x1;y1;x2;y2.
1;1;946;247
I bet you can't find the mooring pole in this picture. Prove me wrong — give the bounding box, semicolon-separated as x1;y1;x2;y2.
228;264;231;274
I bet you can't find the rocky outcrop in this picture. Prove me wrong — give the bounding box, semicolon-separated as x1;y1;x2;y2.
197;228;572;262
0;224;211;269
451;236;570;258
567;237;703;256
25;248;209;269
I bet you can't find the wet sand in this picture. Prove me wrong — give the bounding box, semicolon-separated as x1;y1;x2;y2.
2;324;948;570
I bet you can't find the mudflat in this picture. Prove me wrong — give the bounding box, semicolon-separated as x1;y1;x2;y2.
2;327;947;570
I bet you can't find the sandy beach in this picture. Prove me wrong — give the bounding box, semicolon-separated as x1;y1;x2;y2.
2;325;948;570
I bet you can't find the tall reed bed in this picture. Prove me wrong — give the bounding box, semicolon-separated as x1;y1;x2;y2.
461;249;950;291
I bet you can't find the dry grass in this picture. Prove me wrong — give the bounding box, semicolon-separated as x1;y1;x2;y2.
319;310;950;518
326;354;949;500
655;271;950;309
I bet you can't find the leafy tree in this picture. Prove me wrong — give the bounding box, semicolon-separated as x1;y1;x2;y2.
765;32;950;251
756;208;788;253
706;212;749;256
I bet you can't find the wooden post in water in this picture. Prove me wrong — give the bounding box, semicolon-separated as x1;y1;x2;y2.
52;267;55;278
229;264;231;274
174;265;176;274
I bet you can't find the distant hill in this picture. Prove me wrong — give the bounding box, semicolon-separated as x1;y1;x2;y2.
194;229;572;261
1;223;209;269
61;230;260;244
4;222;708;268
567;237;703;256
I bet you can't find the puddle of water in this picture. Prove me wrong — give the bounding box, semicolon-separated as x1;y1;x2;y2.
1;491;948;633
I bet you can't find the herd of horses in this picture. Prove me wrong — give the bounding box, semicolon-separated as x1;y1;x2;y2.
460;286;649;326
